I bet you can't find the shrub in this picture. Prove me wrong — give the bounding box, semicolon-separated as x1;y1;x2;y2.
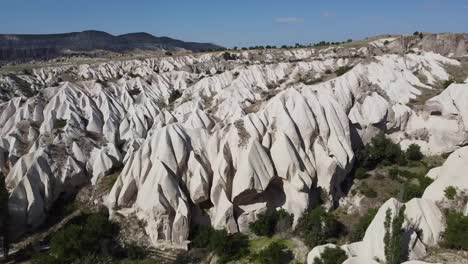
350;208;378;242
249;241;293;264
444;186;457;200
31;253;62;264
41;212;118;263
54;118;67;129
295;207;342;248
356;133;406;170
359;182;377;198
334;66;352;76
217;233;250;263
249;209;293;237
384;206;406;264
191;225;249;263
443;211;468;250
174;253;192;264
125;243;147;260
168;90;182;103
222;52;236;61
313;247;347;264
324;69;333;74
388;167;399;180
354;167;370;180
443;79;455;89
406;144;423;161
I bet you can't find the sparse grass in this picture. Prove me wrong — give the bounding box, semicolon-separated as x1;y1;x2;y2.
445;60;468;84
100;173;120;193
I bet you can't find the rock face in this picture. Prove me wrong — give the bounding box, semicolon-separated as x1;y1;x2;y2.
1;35;467;248
308;198;445;264
422;146;468;203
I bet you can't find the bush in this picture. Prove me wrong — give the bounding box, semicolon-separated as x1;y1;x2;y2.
334;66;352;76
350;208;378;242
388;167;399;180
222;52;236;61
249;241;293;264
356;133;406;170
168;90;182;103
443;79;455;89
295;207;342;248
402;175;433;202
249;209;293;237
191;225;249;263
313;247;347;264
443;211;468;250
444;186;457;200
354;167;370;180
35;212;119;263
54;118;67;129
359;182;377;198
324;69;333;74
406;144;423;161
31;253;62;264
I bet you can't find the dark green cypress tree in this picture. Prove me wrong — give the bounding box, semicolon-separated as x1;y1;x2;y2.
384;205;406;264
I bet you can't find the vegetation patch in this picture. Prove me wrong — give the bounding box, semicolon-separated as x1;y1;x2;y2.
249;209;293;237
53;118;67;130
444;186;457;200
313;247;347;264
384;205;407;264
294;207;343;248
442;211;468;250
334;66;353;76
249;241;294;264
190;225;250;263
30;212;156;264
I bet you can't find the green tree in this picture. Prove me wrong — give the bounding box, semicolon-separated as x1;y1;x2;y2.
406;144;423;161
295;207;341;248
443;211;468;250
48;212;117;262
383;205;406;264
444;186;457;200
191;226;249;263
313;247;347;264
249;241;293;264
249;209;293;237
0;174;9;260
357;133;406;169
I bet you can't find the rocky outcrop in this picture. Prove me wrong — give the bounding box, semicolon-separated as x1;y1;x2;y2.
1;39;467;249
308;198;445;264
422;146;468;205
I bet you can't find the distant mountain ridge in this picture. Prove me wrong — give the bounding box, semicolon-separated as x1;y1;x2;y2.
0;30;223;63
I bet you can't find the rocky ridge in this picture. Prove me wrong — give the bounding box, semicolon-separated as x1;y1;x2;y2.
1;35;468;262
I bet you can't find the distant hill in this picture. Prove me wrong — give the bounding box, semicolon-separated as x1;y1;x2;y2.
0;30;223;63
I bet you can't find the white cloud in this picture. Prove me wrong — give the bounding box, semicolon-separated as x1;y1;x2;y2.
321;11;336;18
274;17;304;24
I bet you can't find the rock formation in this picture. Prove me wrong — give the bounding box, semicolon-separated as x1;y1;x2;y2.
0;35;467;259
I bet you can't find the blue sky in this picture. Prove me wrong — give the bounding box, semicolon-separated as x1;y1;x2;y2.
1;0;467;47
